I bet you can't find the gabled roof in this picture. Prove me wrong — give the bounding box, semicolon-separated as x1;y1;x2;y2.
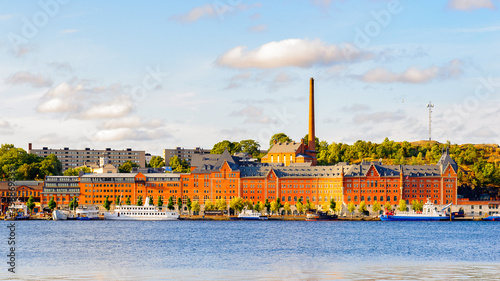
437;148;458;173
267;142;302;154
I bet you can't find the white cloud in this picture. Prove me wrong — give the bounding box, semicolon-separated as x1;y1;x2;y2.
0;120;13;128
230;105;277;124
99;116;162;130
170;3;261;23
342;104;371;112
448;0;495;11
217;38;373;69
92;127;170;142
358;60;463;84
5;71;53;88
249;24;267;33
466;127;498;138
80;96;133;119
37;82;83;113
0;120;14;135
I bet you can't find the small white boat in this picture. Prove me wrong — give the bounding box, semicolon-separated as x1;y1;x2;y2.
52;209;68;221
231;210;268;220
380;199;453;221
6;202;30;220
104;197;179;221
76;206;100;220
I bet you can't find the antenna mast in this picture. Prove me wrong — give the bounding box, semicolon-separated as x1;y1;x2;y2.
427;101;434;141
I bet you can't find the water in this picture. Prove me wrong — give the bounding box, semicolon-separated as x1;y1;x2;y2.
1;220;499;280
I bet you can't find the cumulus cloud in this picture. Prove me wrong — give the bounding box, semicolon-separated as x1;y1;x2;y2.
92;127;170;142
353;110;405;124
170;3;261;23
80;96;133;119
357;60;463;84
5;71;53;88
37;82;83;113
217;38;373;69
230;105;277;124
448;0;495;10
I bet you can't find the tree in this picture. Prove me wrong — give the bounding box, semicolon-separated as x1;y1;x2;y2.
296;201;304;215
229;197;244;214
244;199;254;210
118;161;139;173
347;202;356;217
210;140;242;154
269;133;292;148
215;199;227;211
26;195;35;215
284;202;291;215
149;156;165;168
192;200;201;214
167;196;175;210
240;139;260;156
169;156;190;173
157;196;163;208
148;195;154;206
126;196;131;205
411;200;423;212
270;200;279;215
398;199;407;212
63;166;92;176
137;196;143;206
358;201;367;215
384;202;392;212
264;198;271;214
177;197;183;212
204;200;215;211
372;201;381;215
186;198;192;215
48;197;56;211
103;196;112;211
329;199;336;213
69;196;79;210
321;202;330;213
254;201;263;212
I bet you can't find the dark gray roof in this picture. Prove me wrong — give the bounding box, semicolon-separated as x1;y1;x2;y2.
437;148;458;173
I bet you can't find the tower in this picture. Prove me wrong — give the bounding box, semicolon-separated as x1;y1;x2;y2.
308;77;315;152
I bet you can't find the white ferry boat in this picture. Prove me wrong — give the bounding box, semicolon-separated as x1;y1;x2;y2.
75;206;100;220
380;199;453;221
52;209;68;220
231;210;268;220
104;197;179;221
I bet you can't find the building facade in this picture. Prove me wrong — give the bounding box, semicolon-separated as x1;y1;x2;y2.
163;147;210;165
28;143;146;171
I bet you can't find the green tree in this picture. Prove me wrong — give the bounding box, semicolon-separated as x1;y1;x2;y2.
372;201;381;214
244;199;254;210
167;196;175;210
384;202;392;212
63;166;92;176
239;139;260;156
270;200;279;215
296;201;304;215
229;197;244;214
69;196;79;210
191;200;201;214
269;133;292;148
48;197;57;211
103;196;112;211
305;199;313;210
347;202;356;217
398;199;407;212
284;202;291;215
115;195;120;205
149;156;165;168
215;199;227;211
148;195;154;206
329;199;336;213
157;196;163;208
411;200;423;212
254;201;263;212
186;198;192;215
264;198;271;214
358;201;367;215
26;195;35;215
137;196;143;206
177;197;183;212
169;156;190;173
210;140;242;154
125;196;131;205
118;161;139;173
204;200;215;211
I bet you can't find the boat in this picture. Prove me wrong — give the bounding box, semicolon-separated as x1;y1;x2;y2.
52;209;68;221
5;202;30;220
103;197;179;221
482;215;500;221
75;206;100;220
380;199;453;221
231;210;268;220
306;210;338;221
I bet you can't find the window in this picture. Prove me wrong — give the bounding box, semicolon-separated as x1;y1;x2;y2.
393;196;397;202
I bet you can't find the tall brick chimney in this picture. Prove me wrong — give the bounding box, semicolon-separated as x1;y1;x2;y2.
308;78;315;152
28;143;32;151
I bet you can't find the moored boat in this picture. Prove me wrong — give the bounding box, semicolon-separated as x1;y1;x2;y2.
231;210;268;220
52;209;68;221
6;202;30;220
380;199;453;221
75;206;100;220
482;215;500;221
306;210;338;221
104;197;179;221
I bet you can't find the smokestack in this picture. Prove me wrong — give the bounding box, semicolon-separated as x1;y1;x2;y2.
28;143;32;151
308;78;315;152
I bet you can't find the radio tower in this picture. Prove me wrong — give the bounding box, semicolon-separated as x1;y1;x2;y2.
427;101;434;141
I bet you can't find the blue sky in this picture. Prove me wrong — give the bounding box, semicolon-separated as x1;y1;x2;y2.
1;0;499;156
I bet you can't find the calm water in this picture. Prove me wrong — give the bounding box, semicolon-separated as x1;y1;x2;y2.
1;220;499;280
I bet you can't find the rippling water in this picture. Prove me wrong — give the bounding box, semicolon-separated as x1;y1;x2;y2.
1;220;499;280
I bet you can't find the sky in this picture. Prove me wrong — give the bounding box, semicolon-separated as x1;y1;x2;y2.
1;0;500;156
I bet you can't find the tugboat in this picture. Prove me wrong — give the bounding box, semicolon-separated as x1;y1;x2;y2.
380;199;453;221
306;209;338;221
